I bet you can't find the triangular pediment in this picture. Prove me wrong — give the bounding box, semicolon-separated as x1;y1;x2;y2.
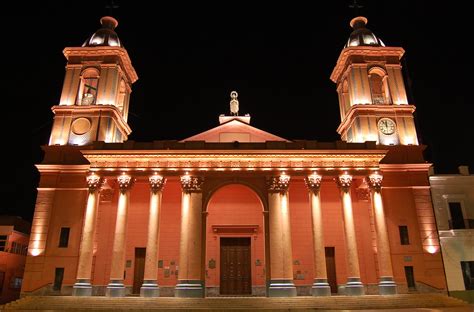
181;119;290;143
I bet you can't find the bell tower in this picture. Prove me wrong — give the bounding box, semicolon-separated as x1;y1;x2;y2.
330;17;418;146
49;16;138;146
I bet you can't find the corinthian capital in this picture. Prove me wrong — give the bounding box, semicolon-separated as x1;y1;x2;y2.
267;173;290;193
117;174;134;193
86;173;105;193
149;174;166;193
335;173;352;192
304;173;322;193
366;172;383;192
180;174;204;193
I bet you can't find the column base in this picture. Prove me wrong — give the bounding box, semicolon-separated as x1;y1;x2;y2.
345;277;365;296
106;280;126;297
378;276;397;295
312;278;331;296
175;280;204;298
72;279;92;296
268;279;297;297
140;280;160;297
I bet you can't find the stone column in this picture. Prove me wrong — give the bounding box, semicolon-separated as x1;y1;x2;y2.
140;174;166;297
305;173;331;296
267;173;296;297
73;173;105;296
175;174;204;297
366;173;397;295
106;174;134;297
336;174;364;296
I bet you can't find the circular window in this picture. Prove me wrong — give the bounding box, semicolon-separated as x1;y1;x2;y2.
71;118;91;135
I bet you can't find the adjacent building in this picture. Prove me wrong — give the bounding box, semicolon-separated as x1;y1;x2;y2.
0;216;30;304
22;16;447;298
430;166;474;302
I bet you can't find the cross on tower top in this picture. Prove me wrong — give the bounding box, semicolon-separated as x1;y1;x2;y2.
105;0;119;15
349;0;364;16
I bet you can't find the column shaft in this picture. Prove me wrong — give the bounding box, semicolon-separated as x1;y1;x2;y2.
109;192;129;279
73;191;99;296
107;174;133;297
307;177;331;296
268;174;296;297
140;179;164;297
311;192;327;279
337;174;364;296
175;175;204;298
342;191;361;279
371;188;397;294
73;173;104;296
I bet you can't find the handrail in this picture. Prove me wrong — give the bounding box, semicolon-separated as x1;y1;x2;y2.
23;283;52;295
415;280;446;291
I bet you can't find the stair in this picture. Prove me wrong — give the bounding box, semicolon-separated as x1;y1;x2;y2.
1;294;469;311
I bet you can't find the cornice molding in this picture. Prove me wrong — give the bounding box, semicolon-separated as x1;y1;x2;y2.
331;46;405;83
63;46;138;83
337;104;416;135
51;105;132;135
81;150;386;171
35;164;90;173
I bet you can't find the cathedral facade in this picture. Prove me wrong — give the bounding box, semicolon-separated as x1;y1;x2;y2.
22;16;446;297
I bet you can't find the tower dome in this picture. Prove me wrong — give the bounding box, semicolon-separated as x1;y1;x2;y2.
82;16;122;47
345;16;385;48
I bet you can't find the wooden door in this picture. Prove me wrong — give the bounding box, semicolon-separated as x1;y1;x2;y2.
132;248;146;294
220;237;251;295
53;268;64;291
404;266;416;290
325;247;337;294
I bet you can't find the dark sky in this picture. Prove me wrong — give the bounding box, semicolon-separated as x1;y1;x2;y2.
3;1;473;220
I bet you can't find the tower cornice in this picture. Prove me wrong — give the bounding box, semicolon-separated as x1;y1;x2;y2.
336;104;416;135
51;105;132;137
63;46;138;83
330;47;405;83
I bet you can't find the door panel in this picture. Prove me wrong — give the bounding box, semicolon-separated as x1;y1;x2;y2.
220;237;251;295
53;268;64;291
405;266;416;290
133;248;146;294
325;247;337;294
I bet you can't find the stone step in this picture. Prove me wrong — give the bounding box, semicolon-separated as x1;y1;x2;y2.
2;294;468;311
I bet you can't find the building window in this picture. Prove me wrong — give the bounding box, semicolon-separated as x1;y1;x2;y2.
0;271;4;292
117;79;127;113
399;226;410;245
10;241;17;254
59;227;70;248
77;68;99;105
9;242;27;255
368;67;392;105
10;277;22;289
461;261;474;290
0;235;7;252
449;202;465;229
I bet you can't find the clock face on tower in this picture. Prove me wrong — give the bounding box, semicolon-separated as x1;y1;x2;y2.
378;118;396;135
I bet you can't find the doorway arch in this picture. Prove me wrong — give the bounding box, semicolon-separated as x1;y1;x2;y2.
204;183;267;296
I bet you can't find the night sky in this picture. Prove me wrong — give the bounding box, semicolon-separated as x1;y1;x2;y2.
3;1;473;221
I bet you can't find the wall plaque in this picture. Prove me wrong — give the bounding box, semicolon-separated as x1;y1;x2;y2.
209;258;216;269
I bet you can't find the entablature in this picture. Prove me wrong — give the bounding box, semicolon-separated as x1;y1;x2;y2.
82;149;387;176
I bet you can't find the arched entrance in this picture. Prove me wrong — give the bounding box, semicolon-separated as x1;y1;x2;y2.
205;184;266;296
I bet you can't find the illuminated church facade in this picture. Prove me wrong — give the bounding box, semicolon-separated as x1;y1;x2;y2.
22;16;446;297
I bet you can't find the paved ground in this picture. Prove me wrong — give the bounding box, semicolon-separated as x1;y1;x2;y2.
330;307;474;312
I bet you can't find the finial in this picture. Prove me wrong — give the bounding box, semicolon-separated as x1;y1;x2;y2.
230;91;239;116
100;16;118;29
350;16;368;29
